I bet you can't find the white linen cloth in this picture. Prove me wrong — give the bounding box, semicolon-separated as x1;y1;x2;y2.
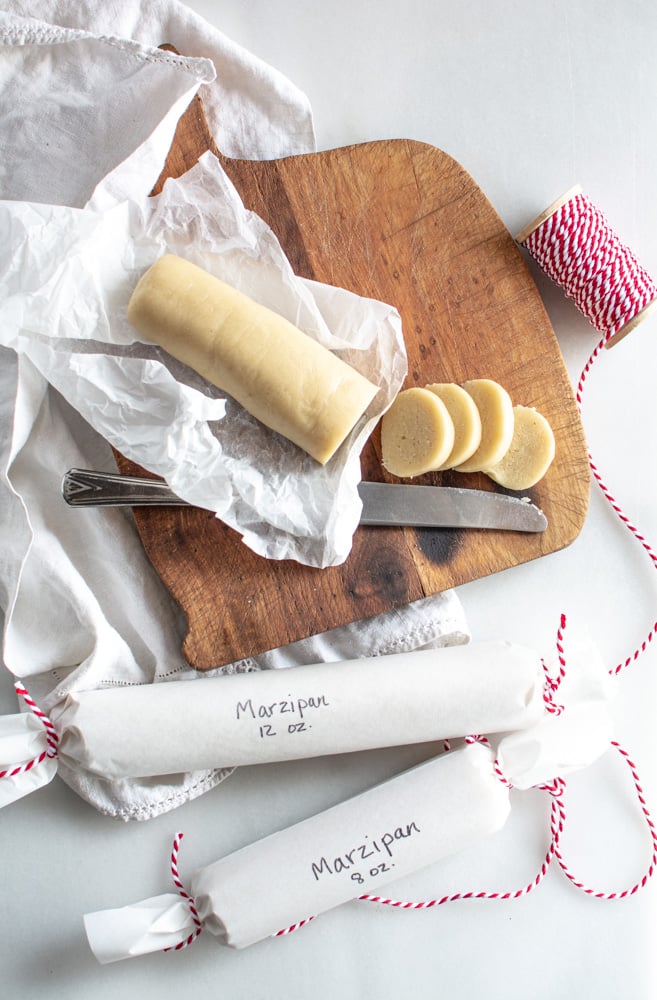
0;1;470;819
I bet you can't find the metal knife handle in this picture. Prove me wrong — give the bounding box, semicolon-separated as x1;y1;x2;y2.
62;468;188;507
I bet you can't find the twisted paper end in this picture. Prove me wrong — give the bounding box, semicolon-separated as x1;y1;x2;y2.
0;682;59;782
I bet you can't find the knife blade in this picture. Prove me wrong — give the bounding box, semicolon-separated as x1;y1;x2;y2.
62;468;547;532
357;481;546;532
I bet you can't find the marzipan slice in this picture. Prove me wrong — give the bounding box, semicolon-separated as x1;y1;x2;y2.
425;383;482;470
381;387;455;477
484;405;555;490
453;378;514;473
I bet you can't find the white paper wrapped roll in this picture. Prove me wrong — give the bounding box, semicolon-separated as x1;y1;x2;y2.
55;641;544;779
84;742;510;958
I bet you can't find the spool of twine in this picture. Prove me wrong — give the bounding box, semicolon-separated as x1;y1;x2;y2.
516;185;657;348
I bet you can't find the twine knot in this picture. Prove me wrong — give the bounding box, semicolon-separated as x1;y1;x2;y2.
541;612;567;716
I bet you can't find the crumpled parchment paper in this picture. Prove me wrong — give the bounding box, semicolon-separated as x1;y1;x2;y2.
0;151;407;567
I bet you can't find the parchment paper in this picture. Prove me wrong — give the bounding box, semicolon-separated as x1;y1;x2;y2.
497;638;616;788
54;641;545;778
84;742;510;957
0;151;407;568
0;713;58;807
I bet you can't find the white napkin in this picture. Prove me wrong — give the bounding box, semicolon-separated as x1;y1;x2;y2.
1;0;317;174
0;3;470;819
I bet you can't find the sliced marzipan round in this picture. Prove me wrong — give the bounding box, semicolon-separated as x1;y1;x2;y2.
484;405;555;490
381;387;455;477
453;378;514;473
425;383;482;470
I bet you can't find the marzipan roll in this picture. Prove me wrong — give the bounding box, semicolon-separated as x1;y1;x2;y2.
127;254;380;464
192;742;509;948
54;641;545;779
84;743;510;957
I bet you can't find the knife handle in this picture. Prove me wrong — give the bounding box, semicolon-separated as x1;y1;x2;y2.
62;469;188;507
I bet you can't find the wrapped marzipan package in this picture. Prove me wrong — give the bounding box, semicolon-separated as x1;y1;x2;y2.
53;641;544;778
84;742;510;956
81;638;616;958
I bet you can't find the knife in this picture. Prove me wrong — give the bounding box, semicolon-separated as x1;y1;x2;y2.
62;468;547;532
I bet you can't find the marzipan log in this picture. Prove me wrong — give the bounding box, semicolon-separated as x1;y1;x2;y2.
127;254;379;464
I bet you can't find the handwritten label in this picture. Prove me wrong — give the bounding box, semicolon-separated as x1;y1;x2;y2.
235;694;330;740
310;821;421;884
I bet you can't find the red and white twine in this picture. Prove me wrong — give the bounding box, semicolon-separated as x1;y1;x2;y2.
273;915;316;938
577;335;657;678
519;187;657;341
164;832;203;952
0;682;59;781
553;741;657;901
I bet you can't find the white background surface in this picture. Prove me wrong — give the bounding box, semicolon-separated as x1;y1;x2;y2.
3;1;657;997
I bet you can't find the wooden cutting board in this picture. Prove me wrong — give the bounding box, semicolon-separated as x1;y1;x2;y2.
114;93;590;670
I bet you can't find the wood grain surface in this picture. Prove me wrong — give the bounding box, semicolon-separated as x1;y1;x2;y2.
114;92;590;670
